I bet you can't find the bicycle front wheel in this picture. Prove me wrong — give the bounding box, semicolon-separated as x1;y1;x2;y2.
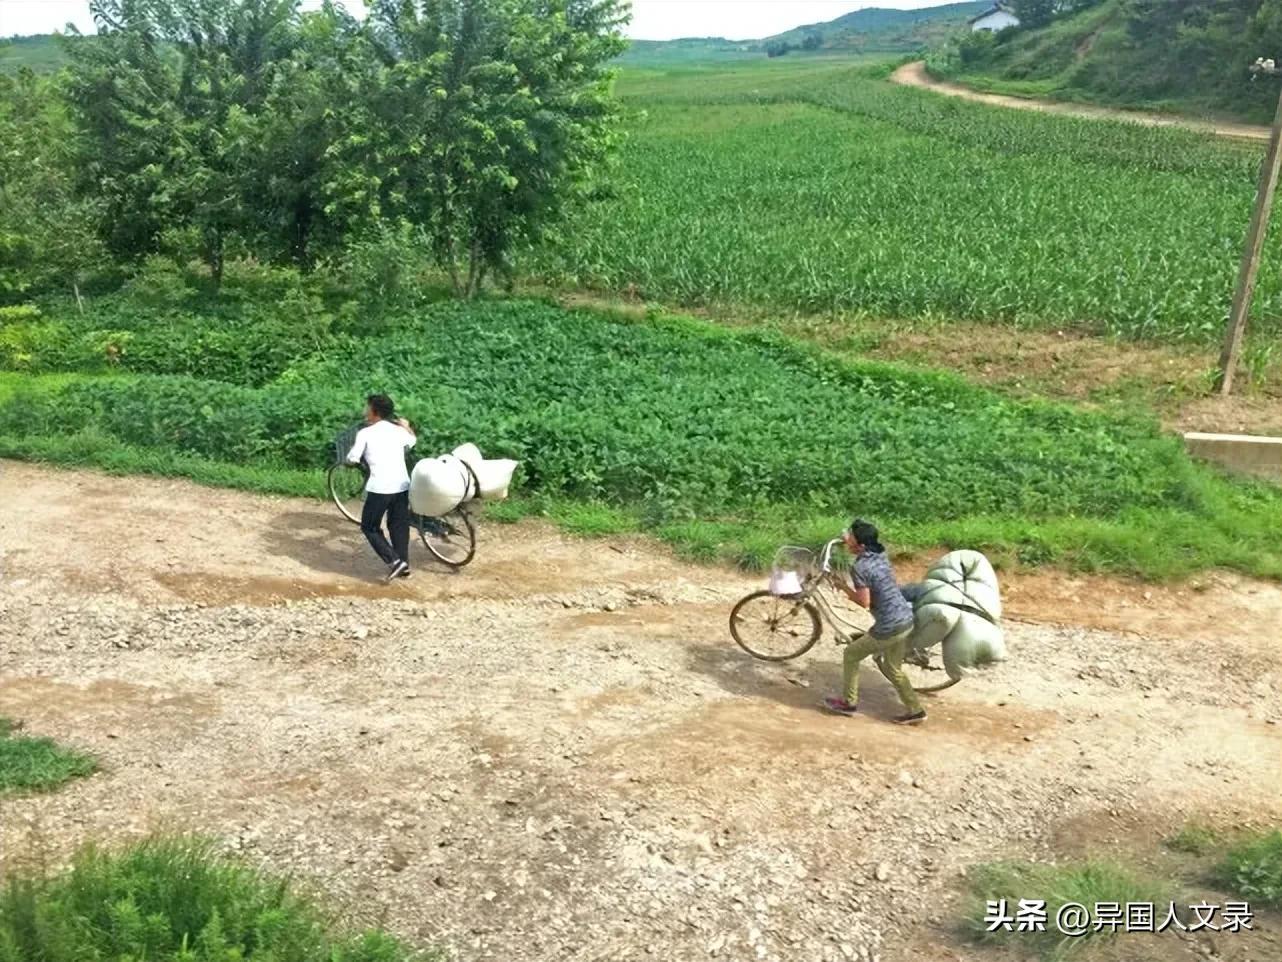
419;507;477;568
729;590;822;661
328;462;369;525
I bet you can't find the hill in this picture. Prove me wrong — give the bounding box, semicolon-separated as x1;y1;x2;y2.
930;0;1282;124
617;2;988;65
768;1;989;51
618;38;755;66
0;34;70;73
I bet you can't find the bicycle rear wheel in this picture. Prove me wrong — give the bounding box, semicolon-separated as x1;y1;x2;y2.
419;507;477;569
900;650;962;694
328;462;368;525
729;590;822;662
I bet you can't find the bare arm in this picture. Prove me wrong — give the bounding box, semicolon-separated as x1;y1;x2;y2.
831;572;871;609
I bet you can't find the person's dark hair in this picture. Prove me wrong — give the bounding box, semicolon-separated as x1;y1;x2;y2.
849;519;885;554
366;394;395;420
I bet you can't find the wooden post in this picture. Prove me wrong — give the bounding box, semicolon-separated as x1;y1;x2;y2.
1218;81;1282;395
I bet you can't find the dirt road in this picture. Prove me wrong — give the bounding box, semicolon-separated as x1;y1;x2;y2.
890;62;1271;144
2;461;1280;961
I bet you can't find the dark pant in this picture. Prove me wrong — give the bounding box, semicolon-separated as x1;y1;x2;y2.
360;490;410;567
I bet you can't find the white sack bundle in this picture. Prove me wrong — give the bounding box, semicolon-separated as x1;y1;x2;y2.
450;444;518;501
409;456;469;517
909;549;1006;682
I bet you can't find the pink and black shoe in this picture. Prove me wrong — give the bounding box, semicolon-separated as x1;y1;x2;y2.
821;696;858;717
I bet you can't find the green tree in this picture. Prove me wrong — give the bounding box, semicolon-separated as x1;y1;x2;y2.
66;1;304;288
1011;0;1057;29
0;69;107;304
327;0;629;298
241;3;369;267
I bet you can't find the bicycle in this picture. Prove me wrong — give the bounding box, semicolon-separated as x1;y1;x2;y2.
326;423;478;569
728;539;956;694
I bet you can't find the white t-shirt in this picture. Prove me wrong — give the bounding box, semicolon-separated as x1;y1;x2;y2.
346;420;417;494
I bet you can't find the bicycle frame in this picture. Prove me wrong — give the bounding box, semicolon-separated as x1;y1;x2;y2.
811;539;949;681
780;538;869;645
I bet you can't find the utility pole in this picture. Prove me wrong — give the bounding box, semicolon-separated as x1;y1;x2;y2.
1218;58;1282;396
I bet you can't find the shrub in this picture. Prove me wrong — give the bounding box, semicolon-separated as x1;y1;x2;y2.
0;304;41;326
336;223;433;316
1165;824;1220;856
0;837;433;962
957;30;997;67
1216;830;1282;908
0;717;95;795
122;255;193;308
0;298;337;386
967;860;1167;959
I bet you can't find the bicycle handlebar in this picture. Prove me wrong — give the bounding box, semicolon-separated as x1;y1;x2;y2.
818;538;842;574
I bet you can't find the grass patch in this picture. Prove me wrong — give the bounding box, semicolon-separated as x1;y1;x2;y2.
1164;823;1222;857
0;836;435;962
544;499;638;538
1215;829;1282;908
967;860;1168;959
0;717;95;796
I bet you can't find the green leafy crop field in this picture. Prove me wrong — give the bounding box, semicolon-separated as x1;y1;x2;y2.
2;291;1279;578
537;61;1276;344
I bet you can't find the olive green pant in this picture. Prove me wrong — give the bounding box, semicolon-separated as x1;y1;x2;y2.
843;624;923;714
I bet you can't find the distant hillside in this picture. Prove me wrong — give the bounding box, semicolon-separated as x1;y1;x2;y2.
932;0;1282;124
619;38;756;66
768;2;989;50
0;34;70;73
618;2;989;65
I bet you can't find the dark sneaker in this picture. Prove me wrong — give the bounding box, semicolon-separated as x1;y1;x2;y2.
397;567;412;579
822;696;858;717
893;710;927;726
385;560;410;583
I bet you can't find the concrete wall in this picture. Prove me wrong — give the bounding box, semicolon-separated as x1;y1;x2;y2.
1184;433;1282;484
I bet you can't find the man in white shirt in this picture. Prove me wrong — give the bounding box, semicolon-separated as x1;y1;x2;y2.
346;394;417;581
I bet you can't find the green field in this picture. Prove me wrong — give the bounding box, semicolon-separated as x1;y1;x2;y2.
2;281;1280;579
536;60;1275;344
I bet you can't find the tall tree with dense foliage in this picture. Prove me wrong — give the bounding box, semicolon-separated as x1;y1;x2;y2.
328;0;629;298
51;0;627;298
66;0;305;287
0;69;107;304
1011;0;1058;29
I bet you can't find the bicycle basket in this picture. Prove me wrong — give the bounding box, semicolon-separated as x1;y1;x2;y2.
332;421;364;464
769;546;815;596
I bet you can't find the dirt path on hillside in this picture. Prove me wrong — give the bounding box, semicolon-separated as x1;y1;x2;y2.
2;462;1280;962
890;62;1271;143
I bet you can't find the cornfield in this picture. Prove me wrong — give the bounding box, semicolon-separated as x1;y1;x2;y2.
538;61;1277;343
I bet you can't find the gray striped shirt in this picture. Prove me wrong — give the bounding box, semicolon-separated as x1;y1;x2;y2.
851;552;915;639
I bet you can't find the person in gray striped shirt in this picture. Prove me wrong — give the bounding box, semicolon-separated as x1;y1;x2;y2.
822;519;927;725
